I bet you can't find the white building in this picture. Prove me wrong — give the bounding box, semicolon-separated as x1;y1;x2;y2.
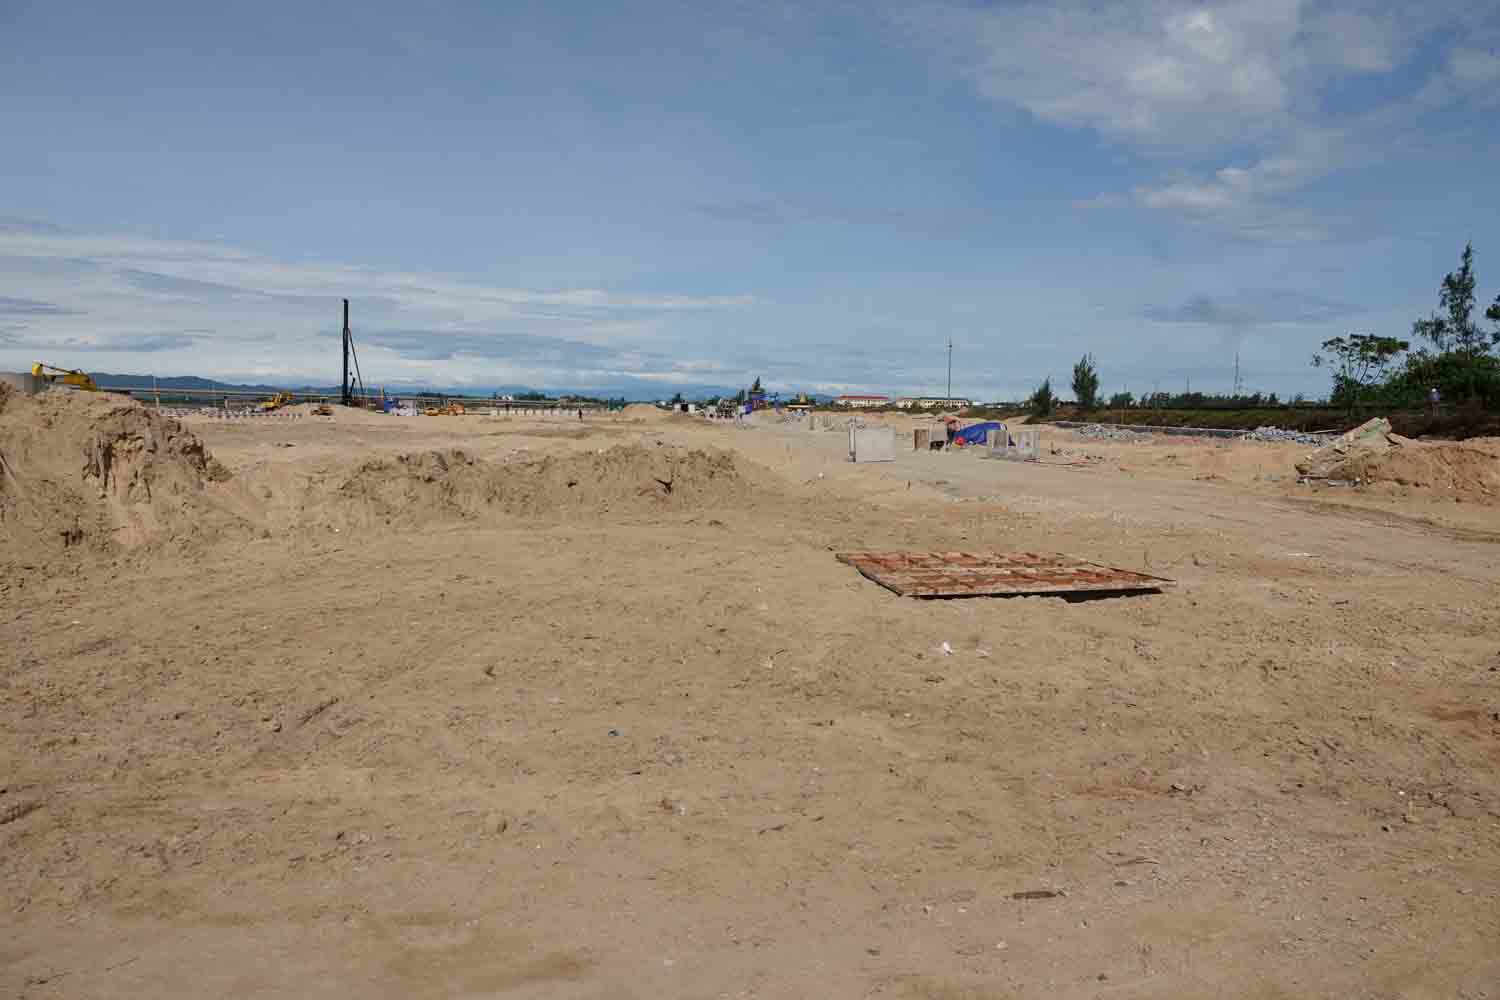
894;396;973;409
834;394;890;408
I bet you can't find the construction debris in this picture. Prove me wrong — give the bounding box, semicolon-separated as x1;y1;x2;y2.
1242;426;1328;446
1073;424;1152;442
1295;418;1395;480
834;551;1174;598
1294;417;1500;495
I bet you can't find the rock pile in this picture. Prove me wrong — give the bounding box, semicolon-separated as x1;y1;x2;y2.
1074;424;1152;442
1295;418;1395;479
1242;426;1327;445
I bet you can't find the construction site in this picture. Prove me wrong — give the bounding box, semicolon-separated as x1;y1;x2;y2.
3;341;1500;998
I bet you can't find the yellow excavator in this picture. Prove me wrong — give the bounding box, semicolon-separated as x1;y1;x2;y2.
258;391;295;412
32;362;100;392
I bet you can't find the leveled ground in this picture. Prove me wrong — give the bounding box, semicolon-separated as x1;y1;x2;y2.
4;403;1499;998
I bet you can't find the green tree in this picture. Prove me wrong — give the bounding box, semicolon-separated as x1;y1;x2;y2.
1412;242;1494;359
1311;333;1409;409
750;377;763;394
1029;377;1055;418
1409;242;1500;402
1108;391;1134;408
1071;353;1100;410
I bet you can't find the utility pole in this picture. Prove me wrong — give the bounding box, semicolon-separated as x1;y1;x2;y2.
946;337;953;402
341;298;351;406
1233;352;1242;397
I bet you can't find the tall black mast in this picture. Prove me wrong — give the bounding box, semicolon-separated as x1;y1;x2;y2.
341;298;351;406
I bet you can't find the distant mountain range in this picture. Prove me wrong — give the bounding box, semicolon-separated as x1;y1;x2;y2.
93;373;292;393
87;372;830;403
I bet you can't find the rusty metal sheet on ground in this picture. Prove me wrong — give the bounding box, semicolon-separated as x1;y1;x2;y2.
834;551;1174;598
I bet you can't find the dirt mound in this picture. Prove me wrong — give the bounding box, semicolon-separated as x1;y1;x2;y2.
1;392;766;567
1327;442;1500;497
0;389;235;566
1297;418;1500;498
305;444;759;531
621;403;670;423
281;402;336;417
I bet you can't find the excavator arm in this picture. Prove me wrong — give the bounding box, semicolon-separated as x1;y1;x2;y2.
31;362;100;391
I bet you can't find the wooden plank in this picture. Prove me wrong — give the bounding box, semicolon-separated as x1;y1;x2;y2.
835;551;1173;598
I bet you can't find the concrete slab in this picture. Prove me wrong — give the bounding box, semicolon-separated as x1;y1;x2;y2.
849;425;895;463
988;427;1040;462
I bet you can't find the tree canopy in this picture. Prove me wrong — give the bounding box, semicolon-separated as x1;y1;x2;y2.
1071;353;1099;410
1029;377;1055;418
1312;333;1409;409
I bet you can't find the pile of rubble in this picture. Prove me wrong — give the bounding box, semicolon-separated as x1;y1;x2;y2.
1242;426;1328;446
1073;424;1152;442
1291;418;1500;498
1295;418;1394;481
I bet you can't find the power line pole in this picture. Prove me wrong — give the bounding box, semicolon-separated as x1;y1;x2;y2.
946;337;953;402
341;298;351;406
1234;352;1242;397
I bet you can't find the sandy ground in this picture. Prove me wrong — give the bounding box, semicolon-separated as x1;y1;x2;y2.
5;406;1500;998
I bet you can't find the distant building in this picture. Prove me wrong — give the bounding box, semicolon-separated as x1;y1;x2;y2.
834;394;890;408
895;396;973;409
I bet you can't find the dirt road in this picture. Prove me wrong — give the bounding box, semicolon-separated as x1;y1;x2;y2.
4;403;1499;998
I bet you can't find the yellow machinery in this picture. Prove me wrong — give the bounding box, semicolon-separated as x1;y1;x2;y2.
258;391;295;412
31;362;99;391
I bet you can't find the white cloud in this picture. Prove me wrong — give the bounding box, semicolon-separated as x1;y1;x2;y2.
1415;45;1500;108
897;1;1498;239
898;0;1334;148
1131;143;1336;236
0;226;757;388
1450;46;1500;84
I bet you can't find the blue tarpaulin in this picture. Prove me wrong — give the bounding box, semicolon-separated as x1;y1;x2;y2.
953;421;1003;446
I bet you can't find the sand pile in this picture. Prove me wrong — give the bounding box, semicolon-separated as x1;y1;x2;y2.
0;388;234;565
311;444;758;531
621;403;670;423
1;391;770;566
1322;441;1500;497
1296;418;1500;498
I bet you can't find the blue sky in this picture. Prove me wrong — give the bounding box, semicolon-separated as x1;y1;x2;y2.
2;1;1499;399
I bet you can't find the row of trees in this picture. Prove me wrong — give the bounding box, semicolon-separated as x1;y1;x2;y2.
1026;242;1500;418
1314;242;1500;409
1028;356;1287;418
